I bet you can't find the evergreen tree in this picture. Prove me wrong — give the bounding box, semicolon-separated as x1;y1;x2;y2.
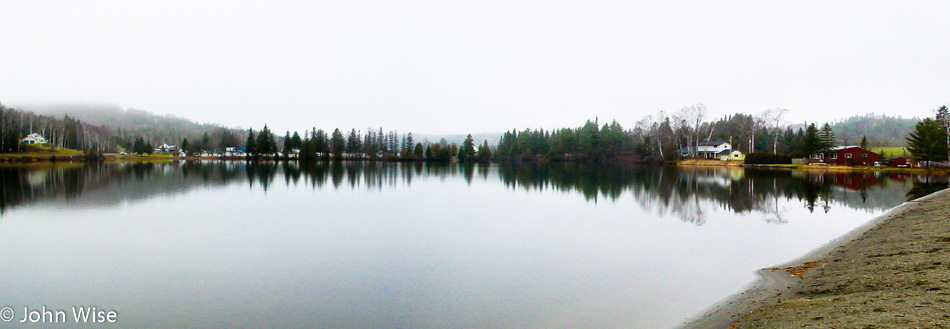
200;132;211;152
282;131;291;158
458;134;476;162
330;128;346;159
935;105;950;161
299;137;317;161
245;128;258;157
364;129;377;158
800;123;822;157
860;135;869;150
413;142;424;159
217;128;239;150
314;129;329;155
906;118;949;163
256;125;277;156
133;137;147;155
346;129;362;156
819;123;836;151
477;140;492;162
405;133;414;154
290;131;302;149
181;138;190;155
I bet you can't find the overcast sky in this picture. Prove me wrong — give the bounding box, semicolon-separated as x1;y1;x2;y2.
2;1;948;135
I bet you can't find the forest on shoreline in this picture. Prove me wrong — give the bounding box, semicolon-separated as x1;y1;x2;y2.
0;101;943;164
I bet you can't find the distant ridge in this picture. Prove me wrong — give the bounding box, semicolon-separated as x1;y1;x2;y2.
10;101;239;145
414;133;501;147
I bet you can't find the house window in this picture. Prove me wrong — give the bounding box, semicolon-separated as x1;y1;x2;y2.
831;153;838;159
862;152;868;158
845;153;852;158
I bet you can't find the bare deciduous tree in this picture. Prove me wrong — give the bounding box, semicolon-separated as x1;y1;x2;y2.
759;108;788;154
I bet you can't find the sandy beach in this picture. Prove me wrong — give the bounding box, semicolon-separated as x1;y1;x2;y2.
681;188;950;328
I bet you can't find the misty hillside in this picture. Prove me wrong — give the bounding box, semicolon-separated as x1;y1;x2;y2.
830;114;920;147
415;133;501;147
14;102;233;144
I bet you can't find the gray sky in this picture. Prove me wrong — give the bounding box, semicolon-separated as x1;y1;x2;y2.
2;1;948;135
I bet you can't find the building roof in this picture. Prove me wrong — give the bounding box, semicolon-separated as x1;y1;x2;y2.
698;141;729;146
829;145;860;151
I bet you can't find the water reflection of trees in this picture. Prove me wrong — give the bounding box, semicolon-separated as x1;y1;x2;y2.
496;163;937;225
0;162;945;225
0;161;248;213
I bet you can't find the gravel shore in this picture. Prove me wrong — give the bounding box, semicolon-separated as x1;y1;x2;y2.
681;188;950;329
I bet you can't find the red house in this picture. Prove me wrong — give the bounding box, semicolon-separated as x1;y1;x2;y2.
810;146;881;166
887;156;912;167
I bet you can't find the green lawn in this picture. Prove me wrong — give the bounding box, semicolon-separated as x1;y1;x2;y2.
20;144;83;155
873;146;909;157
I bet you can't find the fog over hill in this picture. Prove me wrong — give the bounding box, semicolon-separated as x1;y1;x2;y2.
11;101;233;142
11;101;503;146
7;101;925;150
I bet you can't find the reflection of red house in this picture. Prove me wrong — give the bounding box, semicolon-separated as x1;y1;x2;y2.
810;146;881;166
828;172;882;190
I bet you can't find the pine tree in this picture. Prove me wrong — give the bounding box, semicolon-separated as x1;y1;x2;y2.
133;137;147;155
282;131;291;158
458;134;476;162
346;129;362;156
801;123;822;157
314;129;328;156
935;105;950;161
906;118;949;163
200;132;211;152
330;128;346;159
819;123;836;152
256;125;277;156
181;138;190;156
245;128;257;157
477;140;492;162
860;135;869;150
405;133;414;154
364;129;377;158
413;142;424;159
290;131;302;149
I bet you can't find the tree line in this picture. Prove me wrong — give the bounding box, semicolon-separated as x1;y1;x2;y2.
6;99;948;165
235;125;493;163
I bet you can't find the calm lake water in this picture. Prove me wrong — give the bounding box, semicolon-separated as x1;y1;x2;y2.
0;161;945;328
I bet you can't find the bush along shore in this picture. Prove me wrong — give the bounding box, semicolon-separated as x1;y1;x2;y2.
681;188;950;329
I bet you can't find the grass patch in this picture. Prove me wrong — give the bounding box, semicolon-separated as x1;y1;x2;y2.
0;145;83;157
874;146;909;157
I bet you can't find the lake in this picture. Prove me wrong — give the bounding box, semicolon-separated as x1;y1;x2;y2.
0;161;944;328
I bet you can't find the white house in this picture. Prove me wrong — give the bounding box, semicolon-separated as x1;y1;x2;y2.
224;147;246;157
20;133;48;145
154;144;178;154
685;141;732;159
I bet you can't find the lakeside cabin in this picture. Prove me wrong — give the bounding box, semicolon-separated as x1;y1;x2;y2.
21;133;48;145
810;146;881;166
726;150;745;161
155;144;178;154
681;141;732;159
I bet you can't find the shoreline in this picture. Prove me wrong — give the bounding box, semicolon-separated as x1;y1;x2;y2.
679;188;950;328
676;159;946;175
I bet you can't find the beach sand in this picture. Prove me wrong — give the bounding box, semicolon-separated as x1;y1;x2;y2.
681;188;950;329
